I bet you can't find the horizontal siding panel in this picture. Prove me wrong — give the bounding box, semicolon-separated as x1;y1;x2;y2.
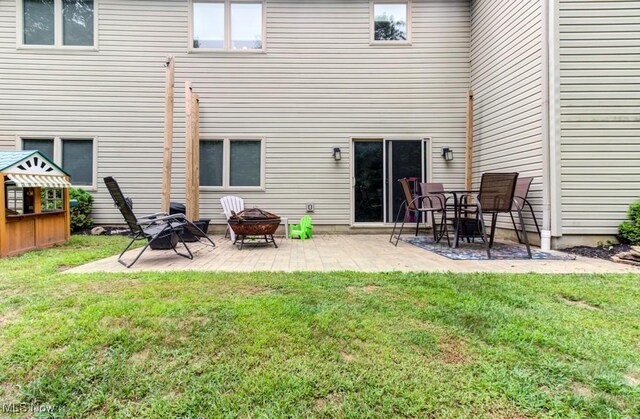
559;0;640;235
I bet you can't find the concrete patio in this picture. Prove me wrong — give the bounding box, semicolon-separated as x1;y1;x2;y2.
66;235;638;274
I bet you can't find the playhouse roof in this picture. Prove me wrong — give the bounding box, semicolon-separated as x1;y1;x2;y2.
0;151;69;176
0;151;71;188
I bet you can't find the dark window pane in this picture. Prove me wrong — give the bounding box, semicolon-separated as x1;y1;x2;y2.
22;139;54;161
374;3;407;41
193;2;224;49
230;141;261;187
63;0;94;46
200;141;223;187
62;139;93;185
23;0;55;45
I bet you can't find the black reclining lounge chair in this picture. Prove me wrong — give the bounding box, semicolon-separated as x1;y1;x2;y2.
104;177;214;268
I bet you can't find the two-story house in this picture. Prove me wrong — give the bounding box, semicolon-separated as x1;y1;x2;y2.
0;0;638;249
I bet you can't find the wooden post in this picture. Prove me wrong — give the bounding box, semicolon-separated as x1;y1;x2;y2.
465;89;474;191
0;175;6;257
192;94;200;221
185;82;196;221
63;180;70;241
162;56;175;213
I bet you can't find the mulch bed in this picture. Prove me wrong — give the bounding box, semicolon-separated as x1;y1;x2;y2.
563;244;632;261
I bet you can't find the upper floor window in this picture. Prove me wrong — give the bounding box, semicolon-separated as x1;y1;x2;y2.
21;0;96;48
372;1;410;43
191;0;264;51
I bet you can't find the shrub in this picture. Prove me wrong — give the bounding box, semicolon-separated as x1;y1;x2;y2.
70;188;94;232
618;200;640;245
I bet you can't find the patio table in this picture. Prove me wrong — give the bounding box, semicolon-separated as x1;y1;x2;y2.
441;190;479;248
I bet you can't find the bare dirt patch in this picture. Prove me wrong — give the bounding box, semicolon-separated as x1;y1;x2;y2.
129;349;150;366
624;370;640;387
559;295;601;311
57;265;73;272
314;392;343;411
570;383;593;398
0;309;19;328
340;351;355;362
438;337;470;365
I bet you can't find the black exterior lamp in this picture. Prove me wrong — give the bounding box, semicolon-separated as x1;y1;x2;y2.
333;147;342;161
441;147;454;162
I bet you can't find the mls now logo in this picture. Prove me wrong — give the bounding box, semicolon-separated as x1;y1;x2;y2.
2;403;55;414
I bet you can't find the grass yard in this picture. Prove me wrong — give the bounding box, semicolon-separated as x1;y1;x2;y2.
0;236;639;417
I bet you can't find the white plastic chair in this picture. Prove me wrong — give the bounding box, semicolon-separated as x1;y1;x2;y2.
220;196;244;242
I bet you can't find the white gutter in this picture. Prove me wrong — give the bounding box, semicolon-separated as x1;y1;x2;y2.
540;0;552;250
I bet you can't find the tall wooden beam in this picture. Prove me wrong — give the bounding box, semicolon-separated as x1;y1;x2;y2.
162;56;175;213
192;94;200;221
465;89;474;191
185;82;195;220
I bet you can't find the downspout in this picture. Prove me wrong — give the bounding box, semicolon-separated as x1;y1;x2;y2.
540;0;552;250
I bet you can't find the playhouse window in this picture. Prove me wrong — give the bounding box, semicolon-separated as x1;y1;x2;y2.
42;188;64;212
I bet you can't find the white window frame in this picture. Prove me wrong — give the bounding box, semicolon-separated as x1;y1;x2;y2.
370;0;412;46
16;0;99;50
200;138;265;191
189;0;266;53
16;135;98;190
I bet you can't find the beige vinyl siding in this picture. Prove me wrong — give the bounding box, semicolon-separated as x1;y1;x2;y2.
470;0;543;232
0;0;470;225
559;0;640;235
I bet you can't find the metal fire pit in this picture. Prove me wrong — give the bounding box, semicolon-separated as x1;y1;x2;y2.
228;208;280;249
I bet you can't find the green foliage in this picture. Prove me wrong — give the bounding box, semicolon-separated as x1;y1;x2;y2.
618;200;640;244
69;188;94;232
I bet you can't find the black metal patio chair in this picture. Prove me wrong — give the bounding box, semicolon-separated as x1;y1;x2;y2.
390;178;449;246
104;177;213;268
510;176;541;244
458;172;532;259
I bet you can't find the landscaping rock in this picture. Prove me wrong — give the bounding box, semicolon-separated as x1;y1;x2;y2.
91;226;106;236
612;251;640;267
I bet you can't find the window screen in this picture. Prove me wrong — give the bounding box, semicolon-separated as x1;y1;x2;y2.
200;140;224;187
23;0;55;45
62;139;93;185
230;140;261;187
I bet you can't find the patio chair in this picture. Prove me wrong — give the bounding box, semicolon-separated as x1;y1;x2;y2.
220;196;244;243
420;182;451;246
510;176;541;244
459;172;531;259
290;215;313;240
390;178;449;246
104;177;196;268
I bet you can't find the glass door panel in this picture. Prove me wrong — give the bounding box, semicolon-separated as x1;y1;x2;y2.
354;141;384;223
386;140;423;222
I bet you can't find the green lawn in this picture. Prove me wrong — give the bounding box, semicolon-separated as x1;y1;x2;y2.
0;236;639;418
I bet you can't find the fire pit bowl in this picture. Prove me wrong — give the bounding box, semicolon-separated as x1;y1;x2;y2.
228;208;280;249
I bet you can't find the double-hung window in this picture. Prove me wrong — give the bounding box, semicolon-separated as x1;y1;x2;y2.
20;0;97;48
371;1;410;43
191;0;264;51
20;137;97;188
200;138;264;189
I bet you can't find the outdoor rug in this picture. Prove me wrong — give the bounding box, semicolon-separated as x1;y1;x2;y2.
401;236;576;261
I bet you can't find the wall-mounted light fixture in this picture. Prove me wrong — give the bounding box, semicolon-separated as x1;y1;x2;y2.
441;147;454;162
333;147;342;161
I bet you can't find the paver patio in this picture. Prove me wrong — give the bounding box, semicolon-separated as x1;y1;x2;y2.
66;235;638;274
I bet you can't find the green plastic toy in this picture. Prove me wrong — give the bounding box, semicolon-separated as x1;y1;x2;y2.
289;215;313;240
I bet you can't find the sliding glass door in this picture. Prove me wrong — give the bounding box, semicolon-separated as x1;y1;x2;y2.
353;139;429;224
